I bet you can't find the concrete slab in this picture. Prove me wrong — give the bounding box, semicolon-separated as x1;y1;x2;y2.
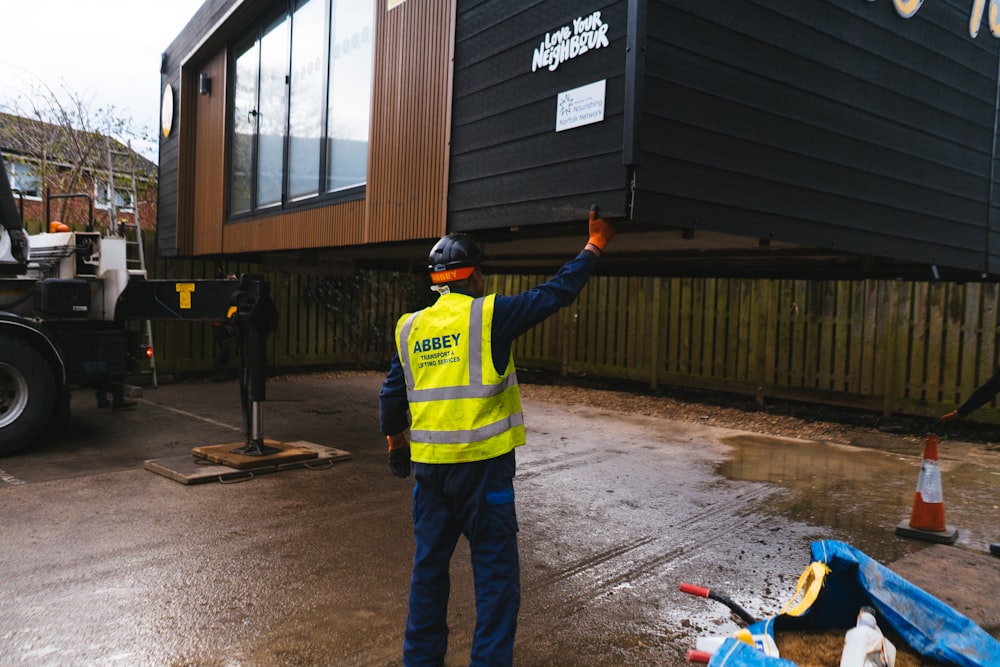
7;372;1000;664
144;441;351;484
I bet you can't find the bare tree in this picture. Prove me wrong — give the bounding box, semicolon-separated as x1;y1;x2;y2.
0;81;156;231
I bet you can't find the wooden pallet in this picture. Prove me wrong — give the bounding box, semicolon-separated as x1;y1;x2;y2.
144;441;351;484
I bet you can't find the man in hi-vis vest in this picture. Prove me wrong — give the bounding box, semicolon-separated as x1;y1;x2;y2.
379;207;616;666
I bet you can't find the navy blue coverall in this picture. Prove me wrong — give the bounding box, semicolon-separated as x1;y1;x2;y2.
379;249;600;666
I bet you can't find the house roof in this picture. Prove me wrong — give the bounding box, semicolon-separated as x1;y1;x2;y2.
0;112;156;178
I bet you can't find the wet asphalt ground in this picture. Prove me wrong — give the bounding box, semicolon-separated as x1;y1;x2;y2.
1;371;999;666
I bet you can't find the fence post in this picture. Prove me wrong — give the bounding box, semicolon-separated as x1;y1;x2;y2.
881;281;901;417
560;304;571;377
649;277;661;389
753;280;774;404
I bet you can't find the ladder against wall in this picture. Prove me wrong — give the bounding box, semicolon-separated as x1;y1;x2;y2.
106;142;157;388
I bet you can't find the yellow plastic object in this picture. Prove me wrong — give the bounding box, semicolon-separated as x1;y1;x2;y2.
779;561;831;617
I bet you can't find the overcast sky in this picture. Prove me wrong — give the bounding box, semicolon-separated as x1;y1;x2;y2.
0;0;207;161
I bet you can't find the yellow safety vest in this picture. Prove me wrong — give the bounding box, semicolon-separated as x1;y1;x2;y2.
396;292;525;463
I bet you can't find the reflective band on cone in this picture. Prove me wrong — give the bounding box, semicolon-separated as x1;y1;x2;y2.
910;457;944;531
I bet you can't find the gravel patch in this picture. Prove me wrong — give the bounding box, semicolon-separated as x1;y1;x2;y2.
277;367;1000;448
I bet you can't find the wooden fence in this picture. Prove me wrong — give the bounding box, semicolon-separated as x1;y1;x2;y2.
496;275;1000;423
138;240;1000;423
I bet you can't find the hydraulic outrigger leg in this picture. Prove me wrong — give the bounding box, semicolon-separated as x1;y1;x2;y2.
230;275;279;456
119;274;342;477
117;273;280;456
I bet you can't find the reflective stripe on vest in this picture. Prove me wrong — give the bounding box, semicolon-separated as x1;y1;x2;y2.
409;412;525;445
396;293;525;463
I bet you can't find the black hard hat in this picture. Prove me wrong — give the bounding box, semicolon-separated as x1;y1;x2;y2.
428;234;483;273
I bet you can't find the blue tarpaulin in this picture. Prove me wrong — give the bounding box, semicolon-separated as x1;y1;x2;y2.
707;540;1000;667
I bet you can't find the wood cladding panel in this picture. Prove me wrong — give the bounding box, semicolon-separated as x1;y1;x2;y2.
222;199;366;254
365;0;454;243
192;50;228;255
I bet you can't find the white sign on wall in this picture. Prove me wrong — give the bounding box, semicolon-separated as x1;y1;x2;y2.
532;11;610;73
556;79;606;132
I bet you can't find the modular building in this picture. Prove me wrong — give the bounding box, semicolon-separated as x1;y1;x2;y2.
158;0;1000;279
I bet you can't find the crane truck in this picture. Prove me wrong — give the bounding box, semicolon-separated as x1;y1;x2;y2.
0;152;277;457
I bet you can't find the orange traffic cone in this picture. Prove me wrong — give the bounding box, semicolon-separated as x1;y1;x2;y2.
895;433;957;544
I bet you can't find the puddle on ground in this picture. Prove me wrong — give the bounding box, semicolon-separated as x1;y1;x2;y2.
715;434;1000;563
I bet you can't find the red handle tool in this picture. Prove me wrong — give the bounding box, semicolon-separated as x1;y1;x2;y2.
679;582;757;625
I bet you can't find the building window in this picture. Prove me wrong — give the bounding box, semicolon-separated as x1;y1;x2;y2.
256;14;290;210
231;37;259;216
94;182;132;210
326;1;372;194
228;0;373;219
4;158;42;199
288;0;325;201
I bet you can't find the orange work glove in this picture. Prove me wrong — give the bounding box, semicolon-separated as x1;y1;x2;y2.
386;432;411;478
587;205;616;252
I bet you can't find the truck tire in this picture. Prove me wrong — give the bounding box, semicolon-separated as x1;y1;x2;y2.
0;337;56;456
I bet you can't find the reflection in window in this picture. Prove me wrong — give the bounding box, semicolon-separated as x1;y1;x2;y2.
288;0;325;200
327;0;372;193
231;39;259;216
4;158;42;198
256;16;290;209
95;182;132;209
227;0;373;219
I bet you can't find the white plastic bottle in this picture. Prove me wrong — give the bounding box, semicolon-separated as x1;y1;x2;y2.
839;606;897;667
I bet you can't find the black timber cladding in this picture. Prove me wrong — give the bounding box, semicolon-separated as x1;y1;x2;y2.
633;0;1000;276
160;0;1000;277
448;0;631;231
